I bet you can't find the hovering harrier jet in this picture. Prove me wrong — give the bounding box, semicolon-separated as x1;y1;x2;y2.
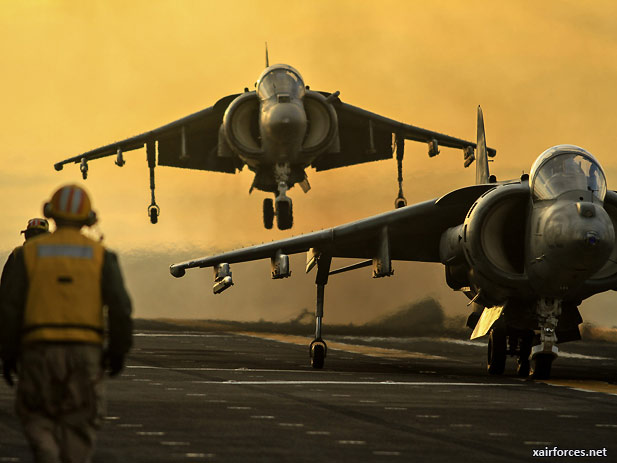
54;57;494;229
170;108;616;380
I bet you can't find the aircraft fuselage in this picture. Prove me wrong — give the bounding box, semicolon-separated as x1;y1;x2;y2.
526;196;614;297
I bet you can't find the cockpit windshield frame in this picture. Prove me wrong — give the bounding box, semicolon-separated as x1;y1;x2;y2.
530;145;607;202
256;65;305;101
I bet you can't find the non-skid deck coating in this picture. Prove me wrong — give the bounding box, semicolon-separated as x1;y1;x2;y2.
1;330;616;462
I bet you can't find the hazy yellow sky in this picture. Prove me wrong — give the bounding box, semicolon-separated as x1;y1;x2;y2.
1;0;617;325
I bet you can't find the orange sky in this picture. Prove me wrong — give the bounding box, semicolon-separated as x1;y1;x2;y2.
1;0;617;326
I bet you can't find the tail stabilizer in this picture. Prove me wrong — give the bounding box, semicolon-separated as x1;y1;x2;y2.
265;42;270;67
476;106;490;185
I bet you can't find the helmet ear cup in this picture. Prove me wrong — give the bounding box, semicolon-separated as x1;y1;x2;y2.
43;202;53;219
86;211;97;227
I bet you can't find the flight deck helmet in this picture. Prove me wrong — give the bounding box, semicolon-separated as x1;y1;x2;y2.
43;184;97;226
20;218;49;240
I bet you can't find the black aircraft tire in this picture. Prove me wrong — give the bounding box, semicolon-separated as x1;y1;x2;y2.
276;201;293;230
311;344;325;369
517;359;531;378
531;354;553;380
263;198;274;229
487;326;507;375
516;336;533;377
149;207;159;225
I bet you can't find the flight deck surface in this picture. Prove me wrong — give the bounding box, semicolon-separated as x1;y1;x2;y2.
1;329;616;462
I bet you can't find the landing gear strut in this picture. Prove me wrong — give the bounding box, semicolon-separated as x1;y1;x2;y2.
310;254;331;369
146;141;160;224
394;135;407;209
530;298;561;380
274;164;293;230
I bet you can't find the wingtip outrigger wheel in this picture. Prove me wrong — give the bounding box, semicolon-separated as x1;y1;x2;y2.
148;204;160;224
310;339;327;369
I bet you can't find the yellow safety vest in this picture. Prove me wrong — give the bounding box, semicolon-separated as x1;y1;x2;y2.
22;227;105;344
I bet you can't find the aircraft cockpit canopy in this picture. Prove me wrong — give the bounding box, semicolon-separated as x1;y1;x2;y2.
530;145;607;202
257;65;305;101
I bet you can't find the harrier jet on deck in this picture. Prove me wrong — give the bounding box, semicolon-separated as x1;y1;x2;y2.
54;59;494;229
170;108;617;380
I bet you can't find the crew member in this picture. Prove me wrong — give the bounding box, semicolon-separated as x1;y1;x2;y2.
20;218;51;241
0;184;133;463
1;218;50;302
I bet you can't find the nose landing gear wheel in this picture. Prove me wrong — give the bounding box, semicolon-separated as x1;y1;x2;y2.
487;324;507;375
276;200;293;230
310;340;327;369
394;195;407;209
263;198;274;229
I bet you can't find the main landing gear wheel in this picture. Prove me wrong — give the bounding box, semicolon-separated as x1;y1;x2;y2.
487;324;507;375
276;200;293;230
531;353;554;380
516;336;532;377
310;340;327;369
263;198;274;229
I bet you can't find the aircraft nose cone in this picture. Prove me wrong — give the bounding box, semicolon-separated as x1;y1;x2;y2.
544;202;614;272
261;102;307;146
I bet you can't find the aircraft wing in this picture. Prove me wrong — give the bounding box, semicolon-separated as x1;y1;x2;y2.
170;184;494;277
54;94;243;174
311;94;496;171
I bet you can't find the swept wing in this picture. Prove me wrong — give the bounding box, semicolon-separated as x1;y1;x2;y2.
54;94;242;174
170;184;495;277
312;94;496;171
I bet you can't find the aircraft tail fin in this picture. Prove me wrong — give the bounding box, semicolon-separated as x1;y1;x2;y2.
476;106;490;185
265;42;269;67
